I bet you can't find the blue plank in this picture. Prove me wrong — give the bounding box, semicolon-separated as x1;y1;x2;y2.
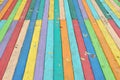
13;0;41;79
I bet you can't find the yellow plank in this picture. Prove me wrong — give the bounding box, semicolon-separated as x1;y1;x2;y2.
92;0;120;49
2;20;30;80
14;0;27;20
48;0;54;20
105;0;120;19
0;0;3;4
23;20;42;80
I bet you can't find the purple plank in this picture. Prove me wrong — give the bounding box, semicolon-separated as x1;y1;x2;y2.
78;0;88;19
0;0;8;11
0;21;17;58
34;0;49;80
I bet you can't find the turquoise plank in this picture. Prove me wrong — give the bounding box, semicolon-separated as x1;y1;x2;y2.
64;0;84;80
53;0;64;80
44;20;53;80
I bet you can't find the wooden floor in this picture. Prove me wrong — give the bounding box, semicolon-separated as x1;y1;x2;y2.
0;0;120;80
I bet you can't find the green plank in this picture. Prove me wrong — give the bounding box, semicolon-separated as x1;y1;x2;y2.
96;0;111;19
53;0;64;80
84;19;115;80
68;0;77;19
37;0;45;19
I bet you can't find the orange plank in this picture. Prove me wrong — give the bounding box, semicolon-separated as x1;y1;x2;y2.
60;20;74;80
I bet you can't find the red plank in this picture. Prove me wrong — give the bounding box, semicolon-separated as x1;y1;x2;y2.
72;19;94;79
108;19;120;38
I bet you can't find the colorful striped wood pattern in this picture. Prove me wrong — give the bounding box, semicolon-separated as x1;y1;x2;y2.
0;0;120;80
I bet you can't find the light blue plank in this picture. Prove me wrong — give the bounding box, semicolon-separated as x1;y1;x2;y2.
64;0;84;80
43;20;53;80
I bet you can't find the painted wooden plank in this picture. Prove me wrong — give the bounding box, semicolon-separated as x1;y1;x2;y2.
84;0;100;20
2;20;29;80
59;0;74;79
0;0;8;11
2;0;17;20
0;0;22;42
59;0;65;19
0;21;17;58
48;0;54;20
64;0;84;80
108;19;120;38
92;0;120;68
23;20;42;80
60;20;74;80
96;0;111;19
78;0;88;19
82;0;120;79
14;0;27;20
0;0;31;79
43;20;53;80
43;0;54;79
26;0;36;20
68;0;77;19
0;0;13;19
0;0;3;4
53;0;64;79
13;0;41;79
37;0;45;20
34;0;49;79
